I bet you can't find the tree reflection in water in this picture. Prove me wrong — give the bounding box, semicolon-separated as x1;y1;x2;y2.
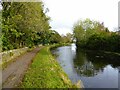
73;48;120;77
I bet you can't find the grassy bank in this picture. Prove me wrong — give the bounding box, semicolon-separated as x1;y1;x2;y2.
21;45;80;88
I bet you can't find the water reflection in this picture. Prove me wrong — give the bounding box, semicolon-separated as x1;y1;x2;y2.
74;48;120;77
52;44;120;88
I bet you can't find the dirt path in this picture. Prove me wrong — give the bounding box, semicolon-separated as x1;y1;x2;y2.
2;47;42;88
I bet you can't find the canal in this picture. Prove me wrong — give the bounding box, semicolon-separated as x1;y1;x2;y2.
51;44;120;88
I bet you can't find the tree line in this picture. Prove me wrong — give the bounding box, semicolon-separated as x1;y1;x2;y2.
1;2;72;51
73;18;120;52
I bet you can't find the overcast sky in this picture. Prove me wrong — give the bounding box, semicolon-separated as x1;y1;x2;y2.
43;0;119;35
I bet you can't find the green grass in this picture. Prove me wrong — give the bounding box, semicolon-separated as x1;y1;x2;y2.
21;46;80;88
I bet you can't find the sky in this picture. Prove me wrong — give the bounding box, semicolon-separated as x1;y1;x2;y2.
43;0;119;35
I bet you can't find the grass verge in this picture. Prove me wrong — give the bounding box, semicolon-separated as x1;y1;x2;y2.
20;46;80;88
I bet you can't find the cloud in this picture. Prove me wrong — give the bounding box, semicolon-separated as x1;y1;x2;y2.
53;28;73;35
49;21;73;29
43;0;119;34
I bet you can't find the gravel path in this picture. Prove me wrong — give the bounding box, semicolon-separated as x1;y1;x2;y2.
2;47;41;88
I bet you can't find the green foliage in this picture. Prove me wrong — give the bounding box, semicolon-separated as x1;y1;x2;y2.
73;18;120;52
49;30;62;44
60;33;73;43
2;2;71;51
35;30;62;45
2;2;51;51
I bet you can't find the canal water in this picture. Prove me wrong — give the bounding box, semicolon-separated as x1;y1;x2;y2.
51;44;120;88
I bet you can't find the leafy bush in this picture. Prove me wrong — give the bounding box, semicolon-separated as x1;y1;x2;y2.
73;19;120;52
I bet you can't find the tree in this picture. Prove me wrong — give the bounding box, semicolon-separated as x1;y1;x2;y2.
2;2;51;50
73;18;120;52
66;33;73;43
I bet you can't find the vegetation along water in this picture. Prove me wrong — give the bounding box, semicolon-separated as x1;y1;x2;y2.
1;1;120;89
52;44;120;88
